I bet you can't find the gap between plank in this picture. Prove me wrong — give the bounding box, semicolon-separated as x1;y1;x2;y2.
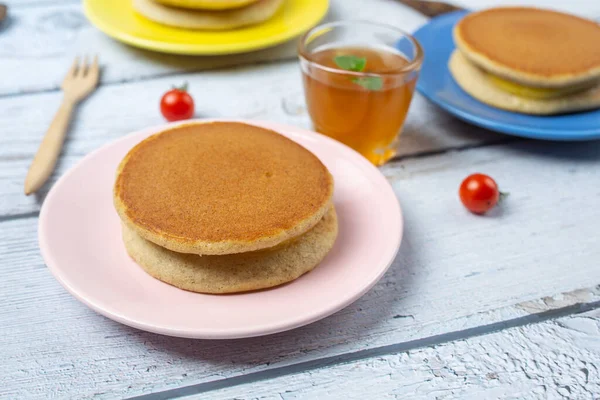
128;299;600;400
4;0;80;10
0;57;297;100
0;211;39;223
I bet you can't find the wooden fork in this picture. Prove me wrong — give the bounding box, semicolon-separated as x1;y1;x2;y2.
24;56;100;196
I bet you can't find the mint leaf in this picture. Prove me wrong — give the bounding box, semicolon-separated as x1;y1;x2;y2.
353;76;383;91
333;55;382;91
334;55;366;72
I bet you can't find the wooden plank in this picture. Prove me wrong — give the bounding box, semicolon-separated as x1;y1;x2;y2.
3;0;77;8
2;0;599;97
0;0;429;96
2;140;600;398
205;311;600;400
0;69;506;217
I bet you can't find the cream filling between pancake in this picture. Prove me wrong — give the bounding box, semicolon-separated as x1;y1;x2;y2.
485;73;598;99
448;49;600;115
455;49;599;100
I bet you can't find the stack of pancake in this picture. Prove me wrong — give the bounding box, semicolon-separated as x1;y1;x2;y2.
114;122;337;294
132;0;284;30
449;7;600;115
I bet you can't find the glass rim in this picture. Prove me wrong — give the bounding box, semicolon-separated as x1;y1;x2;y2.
298;20;424;77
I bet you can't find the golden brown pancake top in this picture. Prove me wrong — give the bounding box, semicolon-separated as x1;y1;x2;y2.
456;7;600;76
114;122;333;246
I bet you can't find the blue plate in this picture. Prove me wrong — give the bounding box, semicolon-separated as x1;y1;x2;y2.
412;11;600;141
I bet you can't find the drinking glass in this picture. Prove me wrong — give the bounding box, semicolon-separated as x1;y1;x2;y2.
298;21;424;165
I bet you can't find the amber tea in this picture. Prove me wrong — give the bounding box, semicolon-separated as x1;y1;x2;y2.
299;22;423;165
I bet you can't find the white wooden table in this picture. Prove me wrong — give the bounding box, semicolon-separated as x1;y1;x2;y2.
1;1;599;398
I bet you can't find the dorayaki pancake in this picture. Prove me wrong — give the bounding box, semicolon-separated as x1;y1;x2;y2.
114;121;334;255
133;0;283;30
153;0;258;10
449;50;600;115
122;207;338;294
454;7;600;88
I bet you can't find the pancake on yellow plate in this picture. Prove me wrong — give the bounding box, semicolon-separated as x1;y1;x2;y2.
450;7;600;114
122;207;338;294
114;122;334;256
133;0;284;30
153;0;258;10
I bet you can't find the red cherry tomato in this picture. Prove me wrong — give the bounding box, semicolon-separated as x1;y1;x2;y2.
160;83;194;122
459;173;501;214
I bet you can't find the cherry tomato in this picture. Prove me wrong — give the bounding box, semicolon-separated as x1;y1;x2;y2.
459;173;501;214
160;83;194;122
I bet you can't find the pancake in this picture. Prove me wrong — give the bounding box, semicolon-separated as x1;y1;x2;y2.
122;207;338;294
114;121;334;255
449;50;600;115
454;7;600;88
133;0;283;30
153;0;258;10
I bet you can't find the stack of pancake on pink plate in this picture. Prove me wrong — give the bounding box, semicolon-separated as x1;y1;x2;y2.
113;121;338;294
132;0;285;30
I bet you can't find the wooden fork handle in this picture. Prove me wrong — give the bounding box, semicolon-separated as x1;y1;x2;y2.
396;0;463;17
24;98;75;195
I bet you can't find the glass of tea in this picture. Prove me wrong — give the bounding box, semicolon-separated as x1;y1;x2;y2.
298;21;423;165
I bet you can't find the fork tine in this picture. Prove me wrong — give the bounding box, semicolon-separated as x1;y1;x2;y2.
83;55;90;76
87;54;100;84
65;56;80;80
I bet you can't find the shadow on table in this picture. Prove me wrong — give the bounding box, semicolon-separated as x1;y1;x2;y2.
73;27;298;75
401;95;600;163
395;96;512;160
0;14;15;34
107;207;420;375
504;139;600;162
153;230;415;348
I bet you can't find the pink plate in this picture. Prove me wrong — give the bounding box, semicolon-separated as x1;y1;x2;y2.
39;120;403;339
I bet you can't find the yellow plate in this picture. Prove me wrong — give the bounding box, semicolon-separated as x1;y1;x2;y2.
83;0;328;55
